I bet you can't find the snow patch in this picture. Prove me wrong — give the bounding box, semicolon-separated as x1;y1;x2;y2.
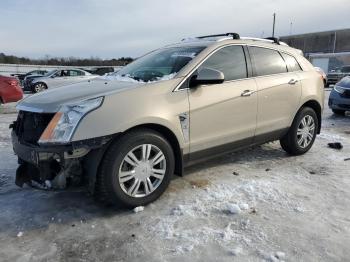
133;206;144;213
239;203;249;210
318;132;345;141
99;73;177;83
225;204;241;214
229;246;243;256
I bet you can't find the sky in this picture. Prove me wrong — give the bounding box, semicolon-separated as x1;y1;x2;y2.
0;0;349;59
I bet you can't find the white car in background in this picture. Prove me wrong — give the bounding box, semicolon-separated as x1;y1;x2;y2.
29;69;98;93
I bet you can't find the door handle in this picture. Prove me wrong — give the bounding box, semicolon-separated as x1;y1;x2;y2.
288;79;298;85
241;90;254;97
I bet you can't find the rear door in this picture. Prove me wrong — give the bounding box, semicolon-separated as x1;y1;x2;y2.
249;46;302;137
188;45;258;156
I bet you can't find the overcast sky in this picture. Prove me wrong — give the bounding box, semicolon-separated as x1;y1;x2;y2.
1;0;349;59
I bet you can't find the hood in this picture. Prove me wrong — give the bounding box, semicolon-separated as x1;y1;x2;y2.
17;78;144;113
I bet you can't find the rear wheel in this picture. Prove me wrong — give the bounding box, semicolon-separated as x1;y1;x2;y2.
280;107;318;155
96;128;175;207
32;82;47;93
332;109;345;115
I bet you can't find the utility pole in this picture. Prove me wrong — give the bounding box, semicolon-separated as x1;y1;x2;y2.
289;22;293;35
272;13;276;37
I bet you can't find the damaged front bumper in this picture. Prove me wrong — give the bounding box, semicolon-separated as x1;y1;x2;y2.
11;130;114;191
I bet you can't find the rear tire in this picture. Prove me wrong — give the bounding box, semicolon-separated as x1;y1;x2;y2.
96;128;175;207
280;107;318;155
332;109;345;115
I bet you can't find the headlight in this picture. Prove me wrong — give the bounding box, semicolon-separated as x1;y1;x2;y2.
39;97;103;144
334;85;345;94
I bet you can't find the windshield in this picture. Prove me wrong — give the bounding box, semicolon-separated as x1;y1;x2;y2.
44;70;57;77
113;46;205;82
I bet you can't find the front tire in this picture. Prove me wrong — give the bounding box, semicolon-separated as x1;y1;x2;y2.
280;107;318;155
96;128;175;207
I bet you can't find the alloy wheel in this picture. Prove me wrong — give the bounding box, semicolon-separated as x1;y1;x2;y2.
34;83;46;93
118;144;166;198
297;115;315;148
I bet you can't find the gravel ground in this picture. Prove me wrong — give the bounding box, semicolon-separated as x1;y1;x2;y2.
0;90;349;262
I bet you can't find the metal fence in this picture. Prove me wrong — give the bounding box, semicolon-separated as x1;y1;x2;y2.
0;63;122;76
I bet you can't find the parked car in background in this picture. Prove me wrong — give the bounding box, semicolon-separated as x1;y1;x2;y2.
0;75;23;104
329;76;350;115
11;70;48;84
314;67;327;87
85;67;114;76
326;65;350;86
26;69;98;93
11;33;324;207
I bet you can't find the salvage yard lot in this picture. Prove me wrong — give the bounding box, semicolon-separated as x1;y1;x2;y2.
0;90;349;262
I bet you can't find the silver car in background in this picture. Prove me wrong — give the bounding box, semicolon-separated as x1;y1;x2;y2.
29;69;98;93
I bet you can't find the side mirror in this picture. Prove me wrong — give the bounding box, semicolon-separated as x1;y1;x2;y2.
189;68;224;88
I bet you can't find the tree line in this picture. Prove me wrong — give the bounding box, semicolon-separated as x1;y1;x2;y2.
0;52;133;66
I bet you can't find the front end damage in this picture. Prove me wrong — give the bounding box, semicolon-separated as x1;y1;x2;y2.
11;110;113;191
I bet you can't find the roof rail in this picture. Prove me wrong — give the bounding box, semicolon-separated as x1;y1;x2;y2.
196;33;240;40
264;37;280;44
240;36;289;46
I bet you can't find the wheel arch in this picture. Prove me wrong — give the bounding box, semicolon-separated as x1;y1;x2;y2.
125;123;184;177
299;100;322;134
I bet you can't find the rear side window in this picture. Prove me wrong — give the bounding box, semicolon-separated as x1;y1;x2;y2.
249;47;287;76
68;70;84;76
281;53;302;72
199;45;247;81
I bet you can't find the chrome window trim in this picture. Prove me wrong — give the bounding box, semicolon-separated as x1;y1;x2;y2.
173;43;303;92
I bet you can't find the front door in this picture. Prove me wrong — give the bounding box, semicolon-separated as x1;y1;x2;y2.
188;45;258;158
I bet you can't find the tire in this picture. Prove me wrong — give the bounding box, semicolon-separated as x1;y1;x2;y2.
332;109;345;116
96;128;175;207
32;82;47;93
280;107;318;155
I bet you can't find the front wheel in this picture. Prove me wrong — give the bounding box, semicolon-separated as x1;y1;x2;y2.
96;128;175;207
280;107;318;155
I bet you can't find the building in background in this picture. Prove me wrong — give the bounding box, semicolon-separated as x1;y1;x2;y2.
280;28;350;73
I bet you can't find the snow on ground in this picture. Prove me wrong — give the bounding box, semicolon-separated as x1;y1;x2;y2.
0;90;349;262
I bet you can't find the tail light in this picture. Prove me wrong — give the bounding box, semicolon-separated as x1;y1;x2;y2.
6;80;19;86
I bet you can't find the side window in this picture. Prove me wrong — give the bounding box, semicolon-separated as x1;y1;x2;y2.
249;47;287;76
68;70;82;76
199;45;247;81
281;53;302;72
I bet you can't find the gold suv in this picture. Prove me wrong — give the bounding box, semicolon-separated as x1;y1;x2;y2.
12;33;324;207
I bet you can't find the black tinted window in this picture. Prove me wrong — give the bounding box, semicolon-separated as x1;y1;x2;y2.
249;47;287;76
281;53;302;72
341;66;350;73
200;45;247;81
